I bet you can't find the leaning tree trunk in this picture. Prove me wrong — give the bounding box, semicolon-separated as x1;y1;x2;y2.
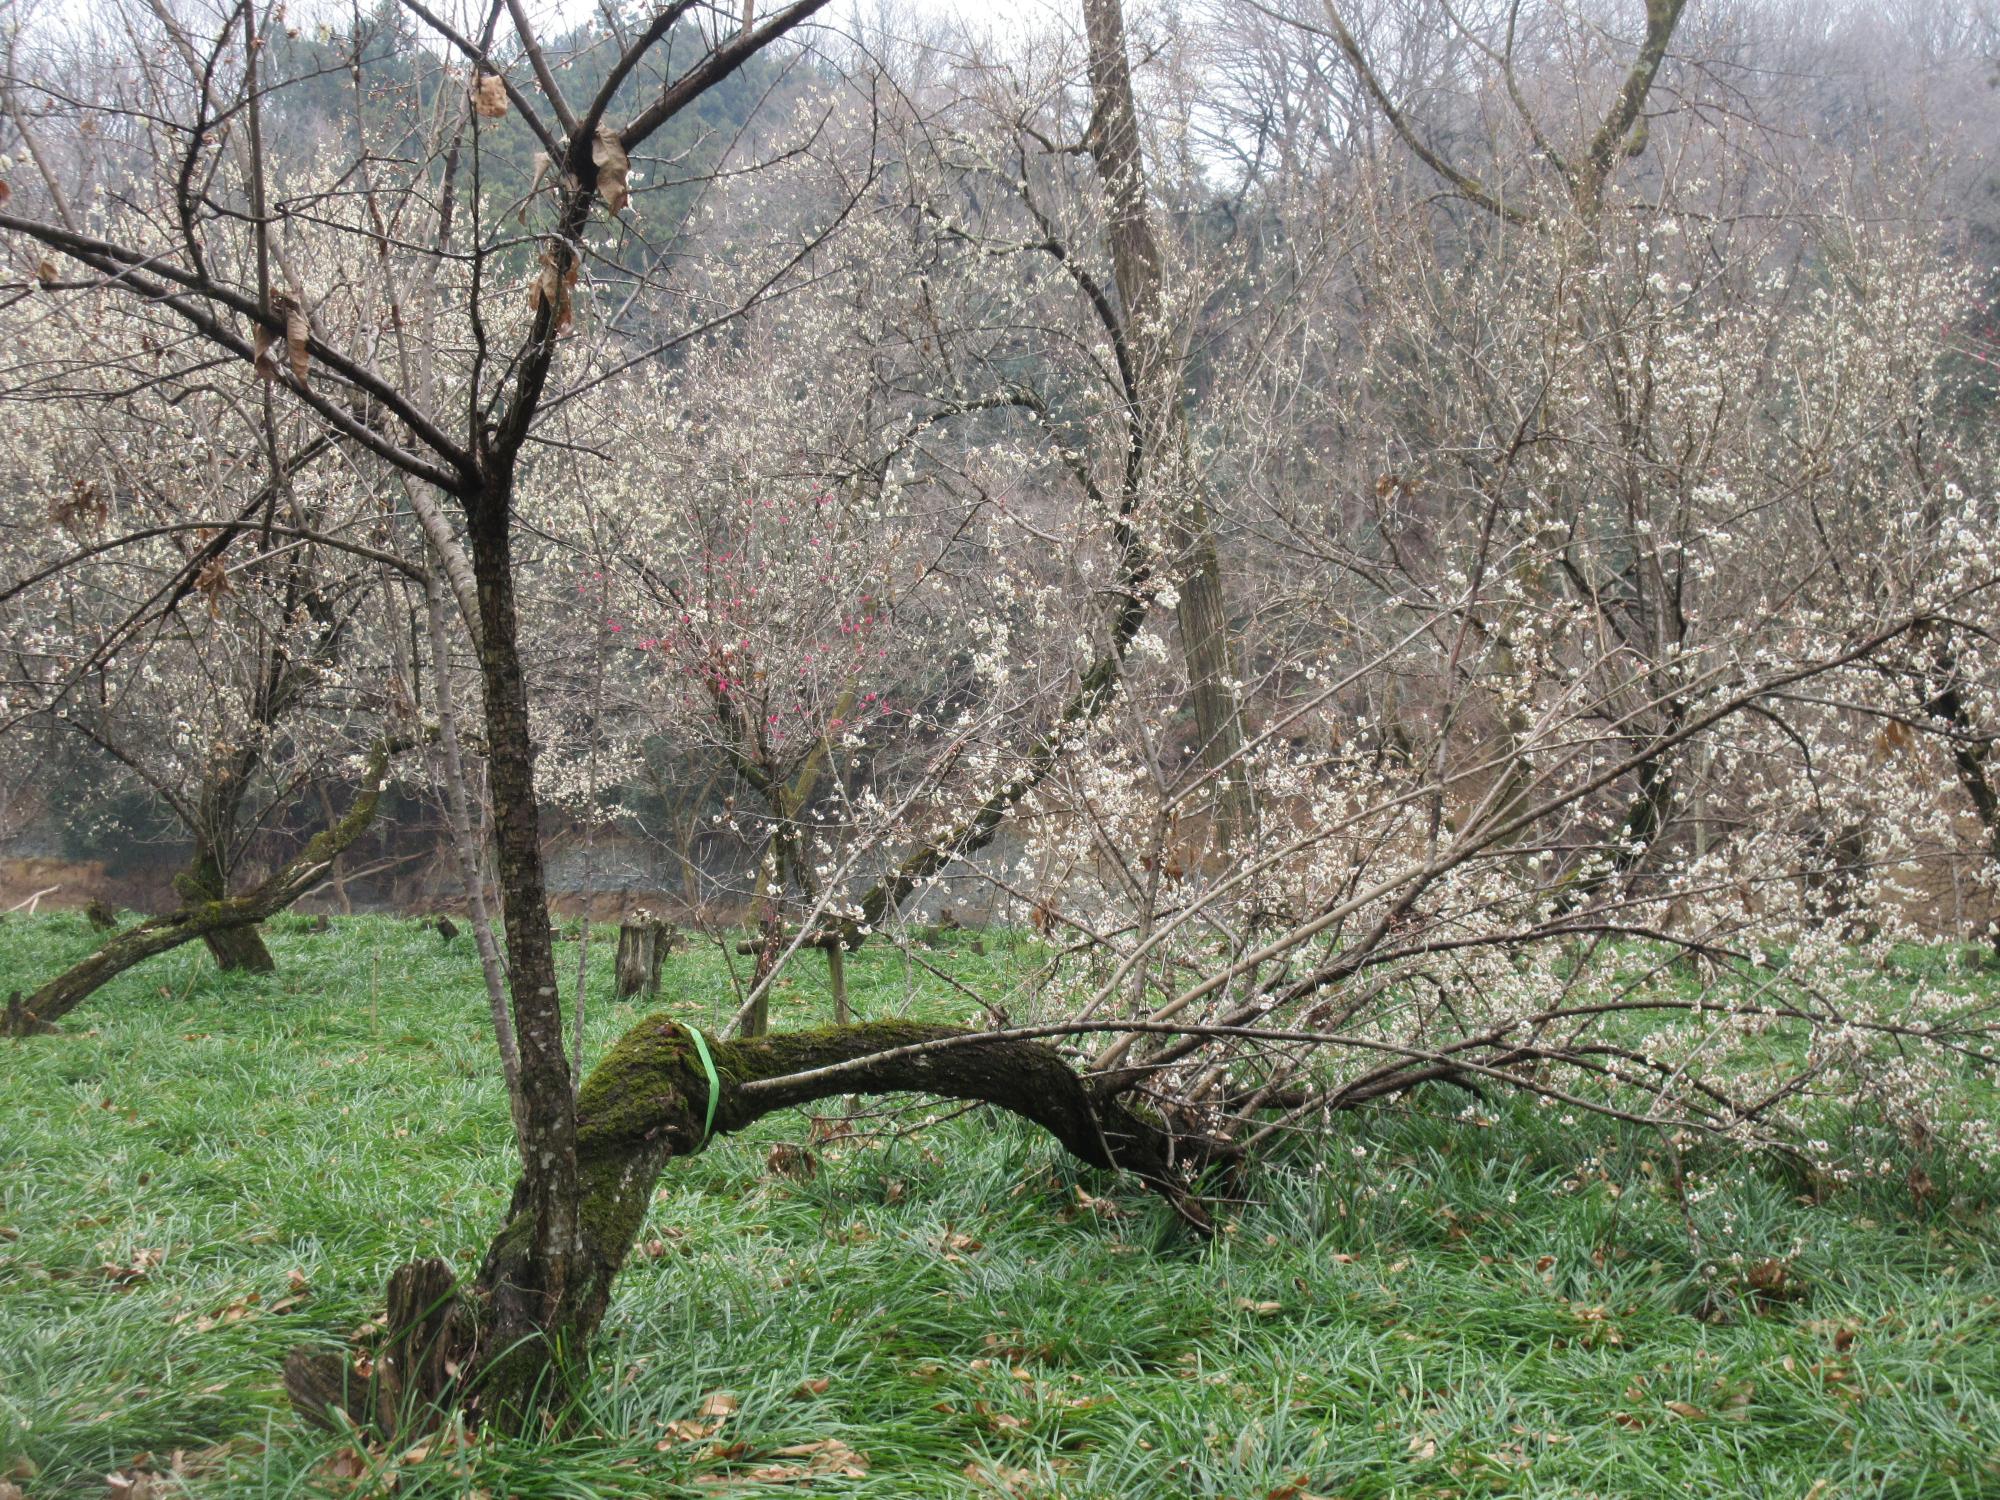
284;1016;1228;1438
0;738;410;1036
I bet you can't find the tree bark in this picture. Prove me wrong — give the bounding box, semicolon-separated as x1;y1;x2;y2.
1;738;410;1035
174;768;276;974
1082;0;1253;850
459;475;580;1419
285;1016;1228;1438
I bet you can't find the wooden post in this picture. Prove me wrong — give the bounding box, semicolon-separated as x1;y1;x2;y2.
825;941;847;1026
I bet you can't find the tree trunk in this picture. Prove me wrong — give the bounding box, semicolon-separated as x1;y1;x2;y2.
203;920;277;974
285;1017;1229;1439
459;479;580;1423
1082;0;1253;851
175;834;277;974
1;738;409;1035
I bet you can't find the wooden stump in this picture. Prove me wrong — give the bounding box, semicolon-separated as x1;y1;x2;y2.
614;919;673;999
285;1255;472;1439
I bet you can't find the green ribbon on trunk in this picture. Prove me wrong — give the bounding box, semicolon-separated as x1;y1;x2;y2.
686;1024;720;1142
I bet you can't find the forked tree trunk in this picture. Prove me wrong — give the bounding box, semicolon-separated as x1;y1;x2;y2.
0;739;409;1036
176;831;277;974
203;920;278;974
284;1016;1226;1438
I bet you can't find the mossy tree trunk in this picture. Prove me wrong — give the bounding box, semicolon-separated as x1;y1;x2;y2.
176;838;278;974
284;1016;1228;1437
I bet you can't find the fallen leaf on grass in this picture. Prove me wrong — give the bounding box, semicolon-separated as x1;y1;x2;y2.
699;1390;740;1420
1233;1298;1282;1316
697;1465;806;1487
769;1439;868;1477
974;1400;1027;1433
792;1377;830;1398
1073;1186;1121;1217
102;1248;164;1285
963;1460;1040;1495
656;1418;721;1447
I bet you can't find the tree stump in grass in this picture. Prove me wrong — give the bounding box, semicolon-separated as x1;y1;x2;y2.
613;918;673;999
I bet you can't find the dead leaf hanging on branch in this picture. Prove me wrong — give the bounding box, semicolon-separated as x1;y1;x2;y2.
51;479;107;534
252;292;309;385
194;557;233;618
593;128;630;215
527;243;578;331
471;71;508;119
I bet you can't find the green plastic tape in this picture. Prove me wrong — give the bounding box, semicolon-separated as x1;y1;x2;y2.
686;1024;720;1141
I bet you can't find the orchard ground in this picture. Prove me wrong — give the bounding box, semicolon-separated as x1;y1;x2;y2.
1;914;1997;1498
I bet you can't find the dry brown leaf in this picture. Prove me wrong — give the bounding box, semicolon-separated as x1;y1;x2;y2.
974;1400;1027;1433
767;1142;816;1180
471;71;508;118
592;128;630;215
252;292;309;384
656;1416;721;1446
1234;1297;1282;1317
103;1247;165;1284
277;292;309;384
526;244;578;331
194;556;233;618
698;1390;739;1420
792;1377;830;1398
0;1482;23;1500
1663;1400;1705;1420
964;1461;1039;1495
769;1438;868;1477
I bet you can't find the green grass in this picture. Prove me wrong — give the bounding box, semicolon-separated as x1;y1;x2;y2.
1;913;1998;1497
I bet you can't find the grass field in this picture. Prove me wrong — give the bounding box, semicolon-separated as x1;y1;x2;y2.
1;912;1997;1498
